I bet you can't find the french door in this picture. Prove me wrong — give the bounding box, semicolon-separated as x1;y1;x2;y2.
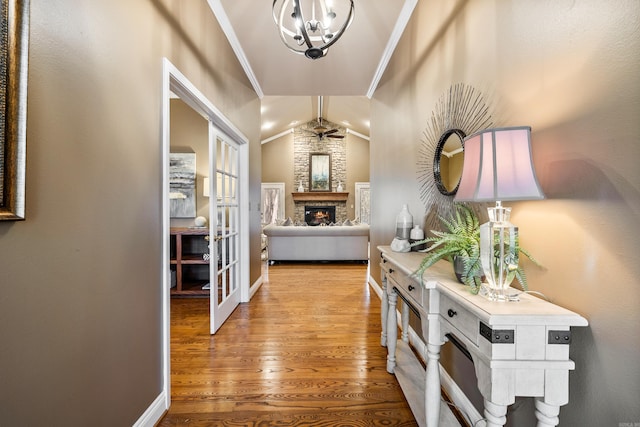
209;129;241;334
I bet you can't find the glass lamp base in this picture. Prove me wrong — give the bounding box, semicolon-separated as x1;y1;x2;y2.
480;202;520;302
480;283;521;302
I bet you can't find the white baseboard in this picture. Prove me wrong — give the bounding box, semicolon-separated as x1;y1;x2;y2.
368;274;484;427
133;391;167;427
368;275;383;300
250;274;264;299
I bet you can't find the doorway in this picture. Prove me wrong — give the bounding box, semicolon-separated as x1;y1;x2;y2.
161;58;249;409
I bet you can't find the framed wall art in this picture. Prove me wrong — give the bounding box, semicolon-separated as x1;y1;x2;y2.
0;0;30;221
261;182;285;225
169;152;197;218
355;182;370;224
309;153;331;192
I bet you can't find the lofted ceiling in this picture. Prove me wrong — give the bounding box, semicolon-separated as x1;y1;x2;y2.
207;0;417;141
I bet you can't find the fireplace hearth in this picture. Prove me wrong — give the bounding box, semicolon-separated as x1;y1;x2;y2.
305;206;336;226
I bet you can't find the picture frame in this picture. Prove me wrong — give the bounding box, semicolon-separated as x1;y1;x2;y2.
169;152;197;218
309;153;331;192
261;182;285;224
0;0;30;221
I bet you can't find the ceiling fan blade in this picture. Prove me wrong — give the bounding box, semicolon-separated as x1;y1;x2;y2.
324;129;339;135
327;134;345;139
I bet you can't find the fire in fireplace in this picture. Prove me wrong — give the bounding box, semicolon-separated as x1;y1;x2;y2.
305;206;336;226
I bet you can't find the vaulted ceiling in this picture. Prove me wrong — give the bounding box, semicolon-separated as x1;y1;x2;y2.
207;0;418;141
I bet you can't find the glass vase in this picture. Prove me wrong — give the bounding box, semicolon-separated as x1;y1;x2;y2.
480;202;520;301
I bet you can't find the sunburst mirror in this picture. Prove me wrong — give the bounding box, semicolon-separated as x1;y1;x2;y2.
417;83;493;230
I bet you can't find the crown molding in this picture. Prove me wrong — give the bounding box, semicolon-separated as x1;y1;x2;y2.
366;0;418;98
207;0;264;99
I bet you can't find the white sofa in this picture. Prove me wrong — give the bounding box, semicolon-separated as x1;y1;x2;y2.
263;223;370;263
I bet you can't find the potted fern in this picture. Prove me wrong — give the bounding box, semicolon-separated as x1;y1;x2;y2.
411;204;540;295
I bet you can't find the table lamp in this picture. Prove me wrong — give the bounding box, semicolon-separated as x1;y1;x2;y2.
455;126;544;301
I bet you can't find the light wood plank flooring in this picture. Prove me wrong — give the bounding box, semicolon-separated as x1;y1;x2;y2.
158;262;425;426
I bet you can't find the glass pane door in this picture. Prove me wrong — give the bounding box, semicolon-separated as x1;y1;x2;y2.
210;130;240;334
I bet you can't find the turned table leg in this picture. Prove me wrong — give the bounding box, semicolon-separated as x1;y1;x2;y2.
425;340;442;427
380;274;388;347
386;289;398;373
534;398;561;427
484;399;508;427
401;302;410;343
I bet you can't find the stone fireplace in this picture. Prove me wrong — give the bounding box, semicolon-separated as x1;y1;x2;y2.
304;206;336;226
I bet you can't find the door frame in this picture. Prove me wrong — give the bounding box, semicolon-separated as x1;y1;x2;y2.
161;58;249;410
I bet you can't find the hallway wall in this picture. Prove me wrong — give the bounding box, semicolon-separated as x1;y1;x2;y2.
370;1;640;425
0;1;260;425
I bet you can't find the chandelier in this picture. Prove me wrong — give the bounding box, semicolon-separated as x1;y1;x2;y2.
272;0;355;60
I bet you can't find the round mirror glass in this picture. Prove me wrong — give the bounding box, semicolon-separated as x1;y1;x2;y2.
433;129;465;196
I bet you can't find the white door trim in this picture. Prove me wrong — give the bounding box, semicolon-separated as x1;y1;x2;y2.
160;57;249;412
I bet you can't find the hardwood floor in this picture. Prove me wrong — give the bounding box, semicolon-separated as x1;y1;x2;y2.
158;262;418;426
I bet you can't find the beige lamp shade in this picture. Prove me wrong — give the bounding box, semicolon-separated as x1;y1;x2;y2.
455;126;545;202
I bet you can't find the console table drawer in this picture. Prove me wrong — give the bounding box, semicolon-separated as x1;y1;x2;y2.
380;258;392;275
388;268;423;308
440;293;478;346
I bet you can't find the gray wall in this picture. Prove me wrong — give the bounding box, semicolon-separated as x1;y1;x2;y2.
170;98;210;226
371;1;639;425
0;1;260;425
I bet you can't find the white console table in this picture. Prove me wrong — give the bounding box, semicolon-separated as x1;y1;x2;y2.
378;246;588;427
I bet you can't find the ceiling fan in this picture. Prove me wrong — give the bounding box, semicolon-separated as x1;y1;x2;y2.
305;96;345;141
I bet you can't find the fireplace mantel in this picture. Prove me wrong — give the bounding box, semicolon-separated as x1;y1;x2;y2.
292;192;349;202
